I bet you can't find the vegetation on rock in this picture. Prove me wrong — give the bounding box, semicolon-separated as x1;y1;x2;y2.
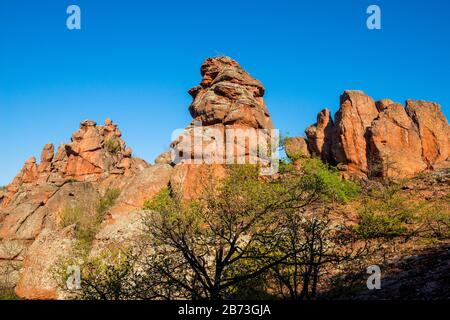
59;188;120;251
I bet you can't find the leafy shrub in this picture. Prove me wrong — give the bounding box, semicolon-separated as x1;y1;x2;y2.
59;207;83;229
74;250;137;300
59;207;94;250
105;139;120;154
96;188;121;224
421;205;450;239
356;211;409;239
140;163;363;300
302;158;360;203
59;189;121;251
355;185;417;239
279;157;360;204
0;287;19;300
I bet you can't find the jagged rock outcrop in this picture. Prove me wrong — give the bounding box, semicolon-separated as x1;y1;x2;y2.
305;109;334;161
172;57;273;163
304;91;450;178
2;119;148;209
0;119;172;299
188;57;272;130
170;57;275;198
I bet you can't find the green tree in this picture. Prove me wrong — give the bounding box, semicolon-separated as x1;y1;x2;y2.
141;165;289;300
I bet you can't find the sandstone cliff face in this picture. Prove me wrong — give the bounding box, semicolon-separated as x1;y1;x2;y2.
368;100;426;178
301;91;450;178
405;100;450;168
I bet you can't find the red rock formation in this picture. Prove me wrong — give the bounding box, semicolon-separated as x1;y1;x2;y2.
2;119;147;209
0;57;278;299
38;144;54;174
188;57;272;129
368;101;427;178
171;57;275;198
2;56;449;300
305;92;450;178
0;119;161;299
405;100;450;168
305;108;333;161
331;90;379;175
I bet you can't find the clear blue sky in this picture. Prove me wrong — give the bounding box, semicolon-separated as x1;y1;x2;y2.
1;0;449;185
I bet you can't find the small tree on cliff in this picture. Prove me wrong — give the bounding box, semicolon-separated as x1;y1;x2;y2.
257;158;363;300
141;165;289;300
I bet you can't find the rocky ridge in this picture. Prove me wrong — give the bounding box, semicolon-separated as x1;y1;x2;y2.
0;56;276;299
0;56;449;299
288;91;450;179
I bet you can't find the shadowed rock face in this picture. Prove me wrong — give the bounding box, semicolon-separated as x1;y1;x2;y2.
332;90;379;175
303;91;450;178
305;109;334;162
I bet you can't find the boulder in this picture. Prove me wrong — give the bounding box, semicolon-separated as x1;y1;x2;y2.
14;226;77;300
284;137;310;160
154;151;173;165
